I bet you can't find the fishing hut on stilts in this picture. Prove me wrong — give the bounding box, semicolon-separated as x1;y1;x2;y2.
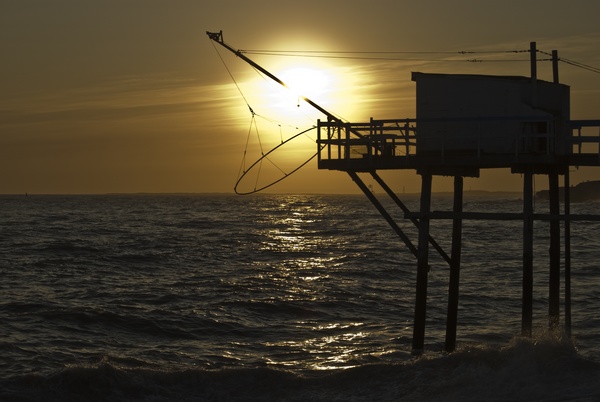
317;42;600;353
208;32;600;354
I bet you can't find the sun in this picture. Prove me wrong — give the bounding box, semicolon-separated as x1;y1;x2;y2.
245;61;339;126
279;66;331;100
230;55;364;193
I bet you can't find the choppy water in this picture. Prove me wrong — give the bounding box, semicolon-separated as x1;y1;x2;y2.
1;193;599;401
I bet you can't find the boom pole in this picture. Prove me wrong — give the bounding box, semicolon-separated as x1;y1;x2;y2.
206;30;340;122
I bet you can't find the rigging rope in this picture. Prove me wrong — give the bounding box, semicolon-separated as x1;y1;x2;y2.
212;39;322;128
241;48;533;63
535;49;600;74
210;40;254;112
559;58;600;74
212;36;599;194
212;37;317;193
242;49;531;55
237;114;255;180
242;47;600;73
240;52;532;63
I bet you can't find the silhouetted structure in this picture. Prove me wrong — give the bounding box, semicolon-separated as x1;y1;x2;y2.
208;32;600;353
317;43;600;353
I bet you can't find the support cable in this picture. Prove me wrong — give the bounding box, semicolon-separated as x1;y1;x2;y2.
211;33;320;194
559;58;600;74
237;114;256;179
243;47;600;72
242;48;534;63
212;38;308;129
537;49;600;74
210;39;254;111
242;52;532;63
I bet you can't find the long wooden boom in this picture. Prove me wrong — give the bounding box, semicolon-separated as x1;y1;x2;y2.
206;30;340;122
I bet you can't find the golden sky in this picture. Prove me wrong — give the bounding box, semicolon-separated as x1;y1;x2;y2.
1;0;599;194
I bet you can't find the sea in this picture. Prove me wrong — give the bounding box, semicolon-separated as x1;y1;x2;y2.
1;193;599;401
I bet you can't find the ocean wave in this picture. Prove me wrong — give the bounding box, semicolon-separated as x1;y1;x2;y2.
3;337;599;402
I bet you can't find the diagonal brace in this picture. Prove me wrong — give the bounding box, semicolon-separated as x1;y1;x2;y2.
348;171;418;258
370;171;452;265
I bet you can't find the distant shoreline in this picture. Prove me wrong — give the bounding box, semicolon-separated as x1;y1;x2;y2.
535;180;600;202
1;191;523;198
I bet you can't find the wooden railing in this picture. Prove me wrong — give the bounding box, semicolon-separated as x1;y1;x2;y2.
317;118;600;167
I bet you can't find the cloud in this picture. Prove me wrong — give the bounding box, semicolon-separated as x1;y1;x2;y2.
0;75;245;129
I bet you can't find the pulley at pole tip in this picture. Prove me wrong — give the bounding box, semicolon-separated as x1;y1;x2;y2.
206;30;223;42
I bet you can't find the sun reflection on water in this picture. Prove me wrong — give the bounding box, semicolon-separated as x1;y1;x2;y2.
263;322;375;370
242;196;409;370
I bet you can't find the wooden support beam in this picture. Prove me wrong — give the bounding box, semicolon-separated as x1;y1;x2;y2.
564;171;572;337
530;41;538;107
404;211;600;221
445;176;463;352
522;172;534;337
549;173;561;329
369;171;451;265
406;211;523;220
412;173;432;354
347;171;418;258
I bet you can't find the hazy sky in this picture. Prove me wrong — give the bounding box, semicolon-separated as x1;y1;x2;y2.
2;0;599;194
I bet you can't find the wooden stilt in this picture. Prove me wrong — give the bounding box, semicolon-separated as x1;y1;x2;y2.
549;172;561;329
445;176;463;352
522;172;534;337
523;42;536;337
553;47;572;338
564;171;572;337
412;173;432;354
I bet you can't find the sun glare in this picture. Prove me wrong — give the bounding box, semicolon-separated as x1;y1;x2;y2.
279;67;331;99
246;61;343;127
233;53;364;190
232;62;340;194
